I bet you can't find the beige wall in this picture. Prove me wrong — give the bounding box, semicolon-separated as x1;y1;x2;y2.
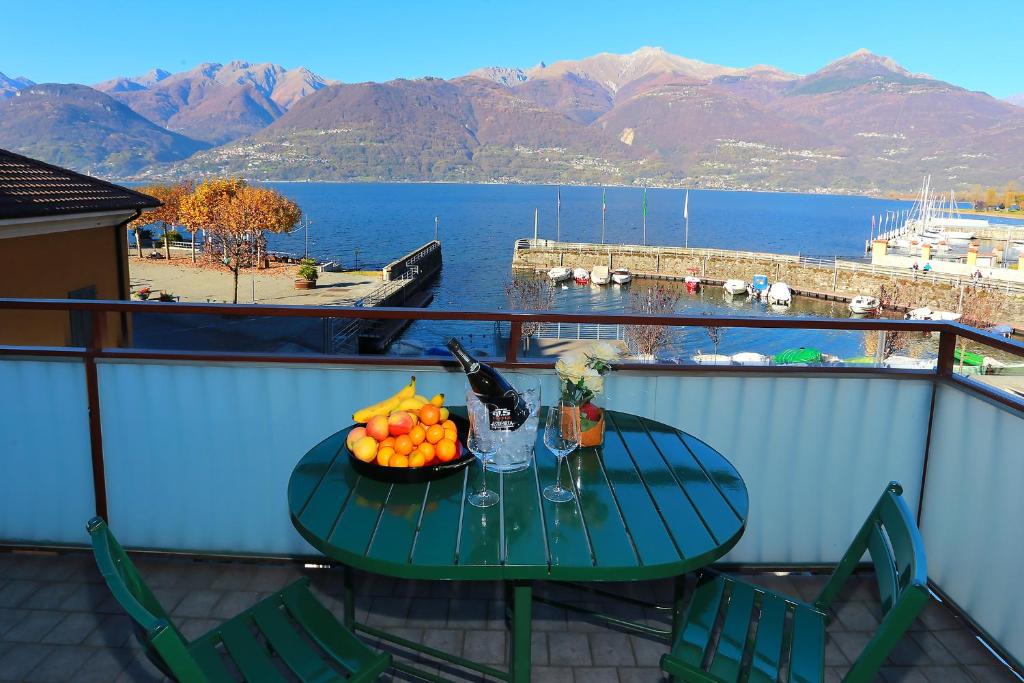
0;224;128;346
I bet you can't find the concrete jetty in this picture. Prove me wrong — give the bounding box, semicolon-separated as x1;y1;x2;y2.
511;239;1024;328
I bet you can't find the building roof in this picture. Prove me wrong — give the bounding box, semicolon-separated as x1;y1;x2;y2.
0;147;160;220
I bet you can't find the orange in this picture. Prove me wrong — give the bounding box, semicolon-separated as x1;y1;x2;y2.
380;436;396;450
417;442;435;461
419;404;441;426
376;446;395;467
394;435;414;456
409;425;426;445
426;424;445;444
435;438;457;462
443;427;458;442
408;451;426;468
390;454;409;468
441;419;457;432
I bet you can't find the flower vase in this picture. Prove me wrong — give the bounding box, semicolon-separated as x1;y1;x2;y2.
561;403;606;448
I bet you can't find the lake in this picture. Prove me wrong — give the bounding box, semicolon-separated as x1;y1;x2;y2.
257;183;927;359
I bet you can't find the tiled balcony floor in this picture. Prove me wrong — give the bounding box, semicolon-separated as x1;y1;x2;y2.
0;550;1019;682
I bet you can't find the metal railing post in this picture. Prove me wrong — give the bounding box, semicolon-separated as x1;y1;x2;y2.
936;328;957;377
85;310;109;521
506;321;522;364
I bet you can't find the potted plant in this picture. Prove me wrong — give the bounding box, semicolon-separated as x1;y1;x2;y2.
157;291;177;302
295;258;319;290
134;287;152;301
555;342;620;447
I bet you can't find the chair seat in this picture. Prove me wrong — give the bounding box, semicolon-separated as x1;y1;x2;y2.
661;573;826;683
187;578;390;683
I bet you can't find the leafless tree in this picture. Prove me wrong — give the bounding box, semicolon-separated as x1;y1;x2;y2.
876;283;913;359
504;274;555;348
623;284;679;358
702;312;724;356
955;287;1002;373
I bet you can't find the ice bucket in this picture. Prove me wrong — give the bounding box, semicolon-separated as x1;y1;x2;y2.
465;373;541;473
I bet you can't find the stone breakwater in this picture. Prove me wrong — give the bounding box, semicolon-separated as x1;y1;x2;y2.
511;240;1024;327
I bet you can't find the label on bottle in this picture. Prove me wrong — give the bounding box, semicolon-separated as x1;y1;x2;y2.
488;405;516;431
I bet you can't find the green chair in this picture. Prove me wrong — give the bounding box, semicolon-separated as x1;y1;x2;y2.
661;482;929;683
87;517;391;682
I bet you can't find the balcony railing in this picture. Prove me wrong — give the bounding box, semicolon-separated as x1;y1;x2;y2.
0;297;1022;673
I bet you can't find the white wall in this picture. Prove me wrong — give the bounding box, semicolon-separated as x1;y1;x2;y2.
922;384;1024;668
0;359;95;544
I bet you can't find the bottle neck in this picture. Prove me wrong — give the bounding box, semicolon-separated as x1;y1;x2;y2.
446;339;479;374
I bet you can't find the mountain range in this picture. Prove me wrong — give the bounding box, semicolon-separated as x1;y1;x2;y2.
1;48;1022;193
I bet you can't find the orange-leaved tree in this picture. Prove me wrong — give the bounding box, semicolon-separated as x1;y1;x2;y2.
179;177;245;266
133;182;193;260
221;186;301;302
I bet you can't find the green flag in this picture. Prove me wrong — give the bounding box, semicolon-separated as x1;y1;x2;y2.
642;187;647;216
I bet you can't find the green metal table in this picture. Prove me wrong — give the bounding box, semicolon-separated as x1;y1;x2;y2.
288;408;748;682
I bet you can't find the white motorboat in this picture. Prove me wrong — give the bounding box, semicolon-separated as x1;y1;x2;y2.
547;266;571;282
723;279;747;296
572;267;590;284
611;268;632;285
905;307;961;322
590;265;610;285
731;352;770;366
767;282;792;306
692;354;732;365
883;355;938;370
849;295;880;315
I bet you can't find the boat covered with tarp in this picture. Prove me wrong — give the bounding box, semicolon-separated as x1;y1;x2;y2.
772;347;823;365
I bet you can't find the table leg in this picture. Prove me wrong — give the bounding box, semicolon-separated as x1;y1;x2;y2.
342;565;355;629
671;573;687;643
508;580;532;683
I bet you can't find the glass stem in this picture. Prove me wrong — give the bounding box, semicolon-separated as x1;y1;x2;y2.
556;455;567;493
479;459;488;494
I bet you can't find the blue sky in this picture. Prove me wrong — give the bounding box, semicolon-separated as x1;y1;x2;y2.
2;1;1020;97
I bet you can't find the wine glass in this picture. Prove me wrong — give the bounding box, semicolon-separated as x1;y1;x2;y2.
543;402;580;503
467;430;499;508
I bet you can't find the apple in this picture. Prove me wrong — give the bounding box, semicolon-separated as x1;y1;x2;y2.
346;426;367;450
351;436;379;463
365;415;390;442
388;411;414;436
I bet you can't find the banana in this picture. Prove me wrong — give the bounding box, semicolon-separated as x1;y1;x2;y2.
430;393;445;407
353;376;416;423
399;397;426;412
414;394;430;404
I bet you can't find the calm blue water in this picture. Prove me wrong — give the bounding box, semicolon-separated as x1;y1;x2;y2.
255;183;924;359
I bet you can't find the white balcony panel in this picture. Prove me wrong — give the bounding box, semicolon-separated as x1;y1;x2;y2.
922;385;1024;669
97;361;515;554
622;375;933;564
0;359;94;544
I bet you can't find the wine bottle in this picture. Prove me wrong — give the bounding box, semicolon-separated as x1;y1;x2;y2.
446;338;530;430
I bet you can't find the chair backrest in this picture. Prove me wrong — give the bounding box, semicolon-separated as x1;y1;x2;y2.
87;517;207;681
813;482;930;683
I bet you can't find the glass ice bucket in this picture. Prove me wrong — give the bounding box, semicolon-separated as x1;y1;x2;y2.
466;373;541;473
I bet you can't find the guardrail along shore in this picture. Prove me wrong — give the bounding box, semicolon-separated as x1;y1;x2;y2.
512;239;1024;325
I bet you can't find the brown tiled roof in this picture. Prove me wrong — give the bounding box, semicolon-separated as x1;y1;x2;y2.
0;147;160;220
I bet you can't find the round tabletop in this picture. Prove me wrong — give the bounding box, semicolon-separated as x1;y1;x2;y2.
288;408;748;582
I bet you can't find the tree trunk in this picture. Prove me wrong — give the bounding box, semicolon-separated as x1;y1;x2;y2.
191;231;197;263
232;262;240;304
163;223;171;260
134;229;142;258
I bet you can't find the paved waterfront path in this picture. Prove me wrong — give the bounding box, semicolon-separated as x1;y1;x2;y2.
0;551;1017;682
129;258;382;306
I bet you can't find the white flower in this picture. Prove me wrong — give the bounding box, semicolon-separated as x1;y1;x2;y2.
589;342;620;362
556;353;586;382
582;367;604;394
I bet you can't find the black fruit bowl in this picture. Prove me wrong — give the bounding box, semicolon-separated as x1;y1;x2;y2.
347;414;474;483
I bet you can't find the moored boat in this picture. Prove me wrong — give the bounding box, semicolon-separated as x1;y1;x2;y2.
731;352;770;366
611;268;632;285
750;274;769;299
954;348;984;367
772;347;823;365
685;276;701;293
590;265;610;285
767;282;792;306
723;279;747;296
692;353;732;365
547;266;571;282
849;295;880;315
572;267;590;284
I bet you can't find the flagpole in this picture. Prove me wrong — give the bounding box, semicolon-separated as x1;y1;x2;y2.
533;208;538;242
556;187;561;242
642;187;647;246
601;188;606;244
684;189;690;248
